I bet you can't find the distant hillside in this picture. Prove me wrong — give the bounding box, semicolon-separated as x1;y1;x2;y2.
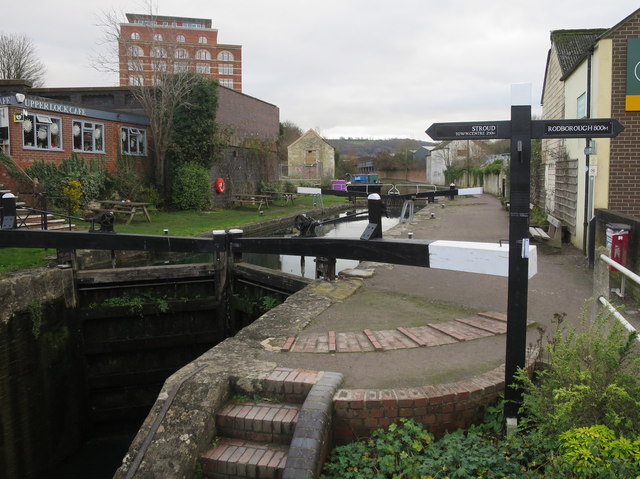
327;138;436;158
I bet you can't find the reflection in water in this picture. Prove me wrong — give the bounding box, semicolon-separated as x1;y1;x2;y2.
247;208;402;279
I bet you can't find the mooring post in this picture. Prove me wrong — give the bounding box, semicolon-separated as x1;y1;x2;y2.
1;193;17;229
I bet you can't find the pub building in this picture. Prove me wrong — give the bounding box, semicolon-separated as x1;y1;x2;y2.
0;89;151;193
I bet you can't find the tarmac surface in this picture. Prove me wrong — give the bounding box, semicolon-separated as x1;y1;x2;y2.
255;194;595;389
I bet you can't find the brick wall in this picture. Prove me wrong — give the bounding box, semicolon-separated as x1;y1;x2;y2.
608;12;640;216
215;88;279;145
332;351;537;443
1;105;150;193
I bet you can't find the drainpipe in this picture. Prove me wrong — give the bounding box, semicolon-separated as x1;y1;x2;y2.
583;47;593;255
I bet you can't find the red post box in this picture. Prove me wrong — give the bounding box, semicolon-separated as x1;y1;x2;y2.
606;223;630;271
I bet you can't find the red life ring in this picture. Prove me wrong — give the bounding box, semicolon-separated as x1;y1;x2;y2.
214;178;225;194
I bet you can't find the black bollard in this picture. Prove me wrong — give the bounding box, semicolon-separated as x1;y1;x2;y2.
1;193;17;229
361;193;383;240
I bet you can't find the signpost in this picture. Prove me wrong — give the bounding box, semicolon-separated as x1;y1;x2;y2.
427;110;624;422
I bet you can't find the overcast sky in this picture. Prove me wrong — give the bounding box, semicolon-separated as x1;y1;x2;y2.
2;1;639;139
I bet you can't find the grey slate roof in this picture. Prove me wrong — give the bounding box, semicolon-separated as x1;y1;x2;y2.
551;29;607;80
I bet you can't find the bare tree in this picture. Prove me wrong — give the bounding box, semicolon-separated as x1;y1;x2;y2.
92;3;200;196
0;33;46;87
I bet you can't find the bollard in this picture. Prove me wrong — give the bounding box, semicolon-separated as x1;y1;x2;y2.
361;193;383;240
1;193;17;229
449;183;456;200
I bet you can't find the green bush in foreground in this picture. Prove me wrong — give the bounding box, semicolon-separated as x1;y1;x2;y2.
320;419;523;479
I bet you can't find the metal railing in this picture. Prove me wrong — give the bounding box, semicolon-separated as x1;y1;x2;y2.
597;253;640;343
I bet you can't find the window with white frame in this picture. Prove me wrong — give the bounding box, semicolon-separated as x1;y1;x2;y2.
120;127;146;155
175;48;188;59
22;113;62;150
218;64;233;75
153;33;163;41
198;36;207;44
128;45;144;57
176;34;185;42
220;79;234;89
128;60;143;71
217;51;234;62
151;47;167;58
195;50;211;60
151;60;167;72
577;92;587;119
73;120;104;153
196;63;211;74
174;62;189;73
151;76;163;86
131;32;140;40
128;75;144;86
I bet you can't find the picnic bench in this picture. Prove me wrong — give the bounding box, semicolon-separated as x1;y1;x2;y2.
530;214;562;249
95;200;152;224
232;194;271;210
264;191;298;205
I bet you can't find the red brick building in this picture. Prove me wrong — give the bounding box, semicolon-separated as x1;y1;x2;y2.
0;89;151;192
119;14;242;92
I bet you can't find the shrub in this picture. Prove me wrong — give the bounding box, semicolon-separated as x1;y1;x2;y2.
515;309;640;446
25;154;108;208
112;154;143;201
320;419;523;478
171;162;211;210
62;179;82;214
556;425;640;478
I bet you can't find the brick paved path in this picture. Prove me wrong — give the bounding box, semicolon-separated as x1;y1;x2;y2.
281;311;524;353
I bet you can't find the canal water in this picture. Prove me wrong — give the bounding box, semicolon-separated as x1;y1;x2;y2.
245;207;403;278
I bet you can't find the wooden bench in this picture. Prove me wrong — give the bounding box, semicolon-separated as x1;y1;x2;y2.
529;214;562;249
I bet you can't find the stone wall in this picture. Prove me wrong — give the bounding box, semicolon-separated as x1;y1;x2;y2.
0;268;83;479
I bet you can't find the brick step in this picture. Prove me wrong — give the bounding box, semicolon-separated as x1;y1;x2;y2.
216;400;300;445
201;438;289;479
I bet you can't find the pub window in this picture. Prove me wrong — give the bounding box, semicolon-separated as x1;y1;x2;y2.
22;113;62;150
73;120;104;153
120;127;146;156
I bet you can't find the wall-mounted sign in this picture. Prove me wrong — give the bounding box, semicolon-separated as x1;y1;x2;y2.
626;38;640;111
13;112;25;122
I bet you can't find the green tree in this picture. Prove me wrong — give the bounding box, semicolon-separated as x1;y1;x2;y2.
168;74;219;169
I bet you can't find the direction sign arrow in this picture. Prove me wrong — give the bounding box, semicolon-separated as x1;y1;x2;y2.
426;121;511;140
531;118;624;139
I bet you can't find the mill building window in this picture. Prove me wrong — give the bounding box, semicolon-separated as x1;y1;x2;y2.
220;79;234;89
120;127;146;156
218;64;233;75
217;51;234;61
176;34;185;42
196;63;211;74
73;120;104;153
198;36;208;44
22;113;62;150
196;50;211;60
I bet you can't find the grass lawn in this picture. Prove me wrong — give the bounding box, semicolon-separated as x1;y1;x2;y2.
0;193;349;276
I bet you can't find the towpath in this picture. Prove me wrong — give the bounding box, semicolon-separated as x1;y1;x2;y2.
255;193;594;389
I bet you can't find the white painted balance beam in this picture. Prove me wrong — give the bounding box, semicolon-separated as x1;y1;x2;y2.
429;240;537;278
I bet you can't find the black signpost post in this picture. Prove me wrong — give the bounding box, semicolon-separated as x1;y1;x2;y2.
427;110;623;425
